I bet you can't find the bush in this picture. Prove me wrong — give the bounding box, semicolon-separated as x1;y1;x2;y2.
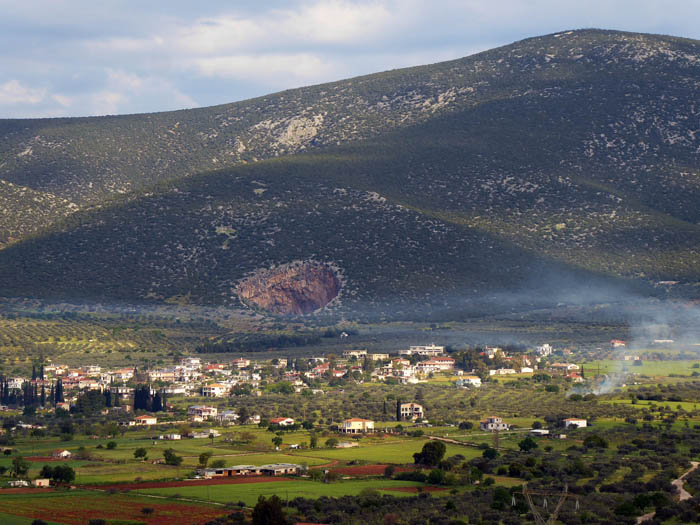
482;448;499;459
583;434;608;449
427;469;446;485
413;441;446;466
106;441;117;450
396;471;427;483
163;448;183;466
518;436;538;452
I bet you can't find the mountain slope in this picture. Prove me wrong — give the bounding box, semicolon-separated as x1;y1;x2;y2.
2;29;698;243
0;29;699;316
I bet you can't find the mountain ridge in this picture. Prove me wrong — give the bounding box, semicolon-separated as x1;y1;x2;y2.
1;29;699;318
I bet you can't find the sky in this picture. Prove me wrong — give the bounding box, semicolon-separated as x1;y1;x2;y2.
1;0;698;118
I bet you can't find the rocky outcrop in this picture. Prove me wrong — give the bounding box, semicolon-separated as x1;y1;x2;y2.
237;261;341;315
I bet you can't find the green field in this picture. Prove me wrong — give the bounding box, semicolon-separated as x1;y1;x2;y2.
602;399;700;412
585;360;700;377
289;440;478;464
136;479;427;506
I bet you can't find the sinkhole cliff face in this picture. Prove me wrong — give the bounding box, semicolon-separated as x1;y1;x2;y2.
236;262;341;315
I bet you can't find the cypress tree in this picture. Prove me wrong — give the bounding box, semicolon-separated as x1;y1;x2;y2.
55;379;64;403
152;392;162;412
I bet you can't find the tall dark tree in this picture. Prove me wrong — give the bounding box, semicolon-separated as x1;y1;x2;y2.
396;399;402;422
55;379;64;404
252;495;288;525
152;392;163;412
413;441;446;466
133;385;150;411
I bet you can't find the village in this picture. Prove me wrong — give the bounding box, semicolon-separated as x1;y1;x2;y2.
0;342;591;427
1;332;699;525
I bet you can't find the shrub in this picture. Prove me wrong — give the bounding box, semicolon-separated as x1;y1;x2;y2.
163;448;183;466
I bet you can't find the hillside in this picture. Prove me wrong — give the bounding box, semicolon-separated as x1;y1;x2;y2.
0;29;699;318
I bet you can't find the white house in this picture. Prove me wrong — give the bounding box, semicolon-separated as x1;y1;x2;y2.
269;417;295;427
202;383;228;397
551;363;579;371
191;429;221;439
457;375;482;388
232;358;250;369
563;418;587;429
489;368;516;376
134;415;157;426
399;344;444;356
399;403;424;421
343;350;367;359
341;418;374;434
52;449;72;459
480;416;510;432
536;344;553;356
416;357;455;374
188;405;218;419
217;410;239;424
520;367;535;373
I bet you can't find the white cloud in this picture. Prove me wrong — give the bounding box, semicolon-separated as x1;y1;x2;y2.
193;53;334;84
86;69;198;115
1;0;700;116
0;80;47;105
89;90;127;116
175;1;392;56
274;0;392;44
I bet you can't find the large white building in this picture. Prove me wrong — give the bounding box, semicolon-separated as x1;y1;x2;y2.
399;403;424;421
341;418;374;434
480;416;510;432
202;383;228;397
399;344;445;357
563;418;587;429
343;350;367;359
416;357;455;373
188;405;218;419
457;375;482;388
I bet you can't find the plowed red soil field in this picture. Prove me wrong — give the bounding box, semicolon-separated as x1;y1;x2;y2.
87;476;296;491
25;456;62;462
331;464;414;476
0;492;229;525
382;486;448;493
